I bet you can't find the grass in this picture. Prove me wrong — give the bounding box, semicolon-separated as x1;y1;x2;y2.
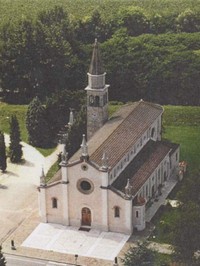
45;161;60;183
164;125;200;171
163;105;200;126
37;146;57;157
108;101;123;116
163;105;200;171
149;205;179;244
155;252;172;265
0;102;55;156
150;105;200;244
0;102;28;142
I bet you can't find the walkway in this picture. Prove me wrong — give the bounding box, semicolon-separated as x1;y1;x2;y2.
0;135;62;243
145;174;178;222
22;223;129;261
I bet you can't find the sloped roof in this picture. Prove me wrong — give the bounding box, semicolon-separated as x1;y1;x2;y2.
70;100;163;169
48;169;61;184
111;140;171;195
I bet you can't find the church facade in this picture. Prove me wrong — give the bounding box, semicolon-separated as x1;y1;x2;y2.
38;40;180;234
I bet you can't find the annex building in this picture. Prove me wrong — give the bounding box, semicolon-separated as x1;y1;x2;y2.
38;40;180;235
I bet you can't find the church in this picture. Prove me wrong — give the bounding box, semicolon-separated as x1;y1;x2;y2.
38;40;180;235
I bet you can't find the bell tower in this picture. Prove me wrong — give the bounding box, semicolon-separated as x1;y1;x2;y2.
85;39;109;139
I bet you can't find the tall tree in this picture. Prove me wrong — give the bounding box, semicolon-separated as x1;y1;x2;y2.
9;115;23;163
122;241;157;266
65;107;87;158
45;90;85;140
26;97;51;148
176;9;200;33
0;132;7;173
0;19;36;103
0;246;6;266
117;7;150;36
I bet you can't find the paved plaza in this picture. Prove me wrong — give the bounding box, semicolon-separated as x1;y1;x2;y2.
22;223;129;261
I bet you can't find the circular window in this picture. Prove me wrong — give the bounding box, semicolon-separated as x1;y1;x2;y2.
80;181;91;191
77;178;94;195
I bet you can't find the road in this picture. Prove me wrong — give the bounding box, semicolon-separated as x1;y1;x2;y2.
5;254;79;266
0;135;61;244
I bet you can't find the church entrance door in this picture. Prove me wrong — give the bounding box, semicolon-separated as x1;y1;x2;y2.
81;207;91;226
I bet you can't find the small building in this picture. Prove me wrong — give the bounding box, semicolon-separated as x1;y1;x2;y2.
38;40;180;234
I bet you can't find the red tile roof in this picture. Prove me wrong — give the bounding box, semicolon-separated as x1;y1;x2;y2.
90;101;163;169
112;140;171;195
70;101;163;170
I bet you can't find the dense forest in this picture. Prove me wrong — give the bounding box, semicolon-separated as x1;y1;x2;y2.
1;0;200;106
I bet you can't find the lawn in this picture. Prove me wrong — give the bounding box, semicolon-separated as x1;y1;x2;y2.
163;105;200;171
0;102;55;156
149;105;200;244
0;102;28;142
164;125;200;171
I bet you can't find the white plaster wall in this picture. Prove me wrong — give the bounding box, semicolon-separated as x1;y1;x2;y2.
39;188;47;223
170;147;180;175
67;163;108;231
108;190;132;234
133;204;145;231
45;183;64;224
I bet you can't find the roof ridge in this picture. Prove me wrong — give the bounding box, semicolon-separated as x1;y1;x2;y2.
90;102;140;157
139;100;163;111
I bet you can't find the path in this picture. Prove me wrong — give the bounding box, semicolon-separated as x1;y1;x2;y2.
0;134;62;243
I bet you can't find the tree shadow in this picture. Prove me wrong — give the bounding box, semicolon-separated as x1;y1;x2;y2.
4;171;19;177
23;160;35;167
0;184;8;189
11;159;35;167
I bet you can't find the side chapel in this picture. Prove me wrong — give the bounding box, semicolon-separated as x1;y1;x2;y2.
38;40;180;234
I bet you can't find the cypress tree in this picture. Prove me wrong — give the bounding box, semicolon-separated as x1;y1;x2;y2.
0;246;6;266
0;132;7;173
9;115;23;163
26;96;51;148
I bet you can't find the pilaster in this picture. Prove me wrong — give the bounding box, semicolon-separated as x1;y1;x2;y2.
100;170;109;231
125;199;133;234
39;187;47;223
62;181;69;225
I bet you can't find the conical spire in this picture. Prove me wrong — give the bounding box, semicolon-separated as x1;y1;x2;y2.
89;39;104;75
81;134;88;158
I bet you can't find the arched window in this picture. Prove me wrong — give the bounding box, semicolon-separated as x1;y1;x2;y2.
114;206;120;218
52;198;57;208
